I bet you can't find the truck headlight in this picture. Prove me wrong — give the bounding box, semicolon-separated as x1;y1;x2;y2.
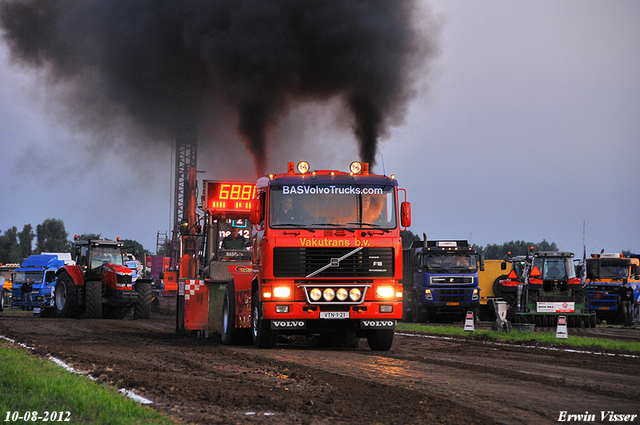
376;286;394;299
336;288;348;301
273;286;291;299
310;288;322;301
323;288;335;301
425;289;433;301
349;288;362;301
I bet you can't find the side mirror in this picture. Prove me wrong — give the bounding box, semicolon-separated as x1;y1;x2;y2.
400;202;411;228
250;197;263;225
479;254;485;271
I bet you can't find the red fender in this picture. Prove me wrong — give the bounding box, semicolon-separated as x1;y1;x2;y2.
59;264;84;286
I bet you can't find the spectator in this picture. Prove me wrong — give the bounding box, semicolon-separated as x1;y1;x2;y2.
223;227;247;250
21;278;33;311
633;287;640;326
618;281;634;327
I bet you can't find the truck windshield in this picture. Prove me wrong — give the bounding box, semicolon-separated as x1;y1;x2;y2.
269;184;397;230
14;271;43;285
587;259;629;280
422;254;478;273
533;257;576;280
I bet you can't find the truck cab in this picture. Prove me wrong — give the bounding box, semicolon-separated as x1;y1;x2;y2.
219;161;410;351
583;253;640;324
0;263;19;311
403;240;483;323
10;254;72;315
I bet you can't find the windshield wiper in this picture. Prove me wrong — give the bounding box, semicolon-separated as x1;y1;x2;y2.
274;224;315;232
346;222;390;233
311;224;355;233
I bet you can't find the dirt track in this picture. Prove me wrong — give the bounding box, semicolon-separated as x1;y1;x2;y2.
1;303;639;425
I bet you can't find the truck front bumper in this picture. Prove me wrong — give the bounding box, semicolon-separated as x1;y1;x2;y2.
262;301;401;332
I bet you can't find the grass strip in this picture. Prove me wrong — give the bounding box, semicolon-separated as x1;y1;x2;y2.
396;322;640;353
0;342;176;425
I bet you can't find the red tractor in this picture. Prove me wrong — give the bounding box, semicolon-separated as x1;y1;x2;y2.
53;238;151;319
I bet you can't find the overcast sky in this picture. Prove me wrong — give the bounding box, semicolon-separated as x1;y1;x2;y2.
1;1;638;257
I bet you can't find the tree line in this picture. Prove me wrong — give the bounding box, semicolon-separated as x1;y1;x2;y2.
0;218;147;264
401;230;558;259
2;220;558;264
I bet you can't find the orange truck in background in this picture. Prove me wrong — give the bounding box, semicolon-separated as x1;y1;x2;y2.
219;161;411;351
0;263;19;311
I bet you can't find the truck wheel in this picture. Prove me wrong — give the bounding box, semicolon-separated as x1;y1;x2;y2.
411;297;427;323
54;273;78;318
0;289;6;312
85;281;103;319
252;291;278;348
134;280;151;320
402;297;413;322
367;329;394;351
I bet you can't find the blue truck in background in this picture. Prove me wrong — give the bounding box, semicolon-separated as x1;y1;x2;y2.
402;239;483;323
583;253;640;325
11;253;74;316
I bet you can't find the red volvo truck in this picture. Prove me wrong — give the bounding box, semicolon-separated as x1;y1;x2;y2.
219;161;411;350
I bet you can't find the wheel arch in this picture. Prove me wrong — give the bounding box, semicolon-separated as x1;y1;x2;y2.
57;265;84;286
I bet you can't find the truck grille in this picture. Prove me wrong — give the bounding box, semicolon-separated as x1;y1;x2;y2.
433;288;474;302
273;247;394;278
430;276;473;285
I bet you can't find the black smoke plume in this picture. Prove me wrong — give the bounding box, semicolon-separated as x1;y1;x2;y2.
0;0;438;175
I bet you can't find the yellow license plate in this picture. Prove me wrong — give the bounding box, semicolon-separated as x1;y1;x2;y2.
447;302;460;306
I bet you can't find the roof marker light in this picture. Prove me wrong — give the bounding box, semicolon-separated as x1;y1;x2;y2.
350;161;362;175
297;161;310;174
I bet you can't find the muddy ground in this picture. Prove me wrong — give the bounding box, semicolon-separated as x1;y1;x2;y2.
1;299;639;425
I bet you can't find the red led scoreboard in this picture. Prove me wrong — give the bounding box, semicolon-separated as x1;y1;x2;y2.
203;180;256;216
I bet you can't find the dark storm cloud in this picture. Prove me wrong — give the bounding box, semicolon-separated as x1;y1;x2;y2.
0;0;438;174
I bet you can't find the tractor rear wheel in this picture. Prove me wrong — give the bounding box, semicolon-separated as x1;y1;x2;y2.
221;282;251;345
492;275;507;298
54;273;78;318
